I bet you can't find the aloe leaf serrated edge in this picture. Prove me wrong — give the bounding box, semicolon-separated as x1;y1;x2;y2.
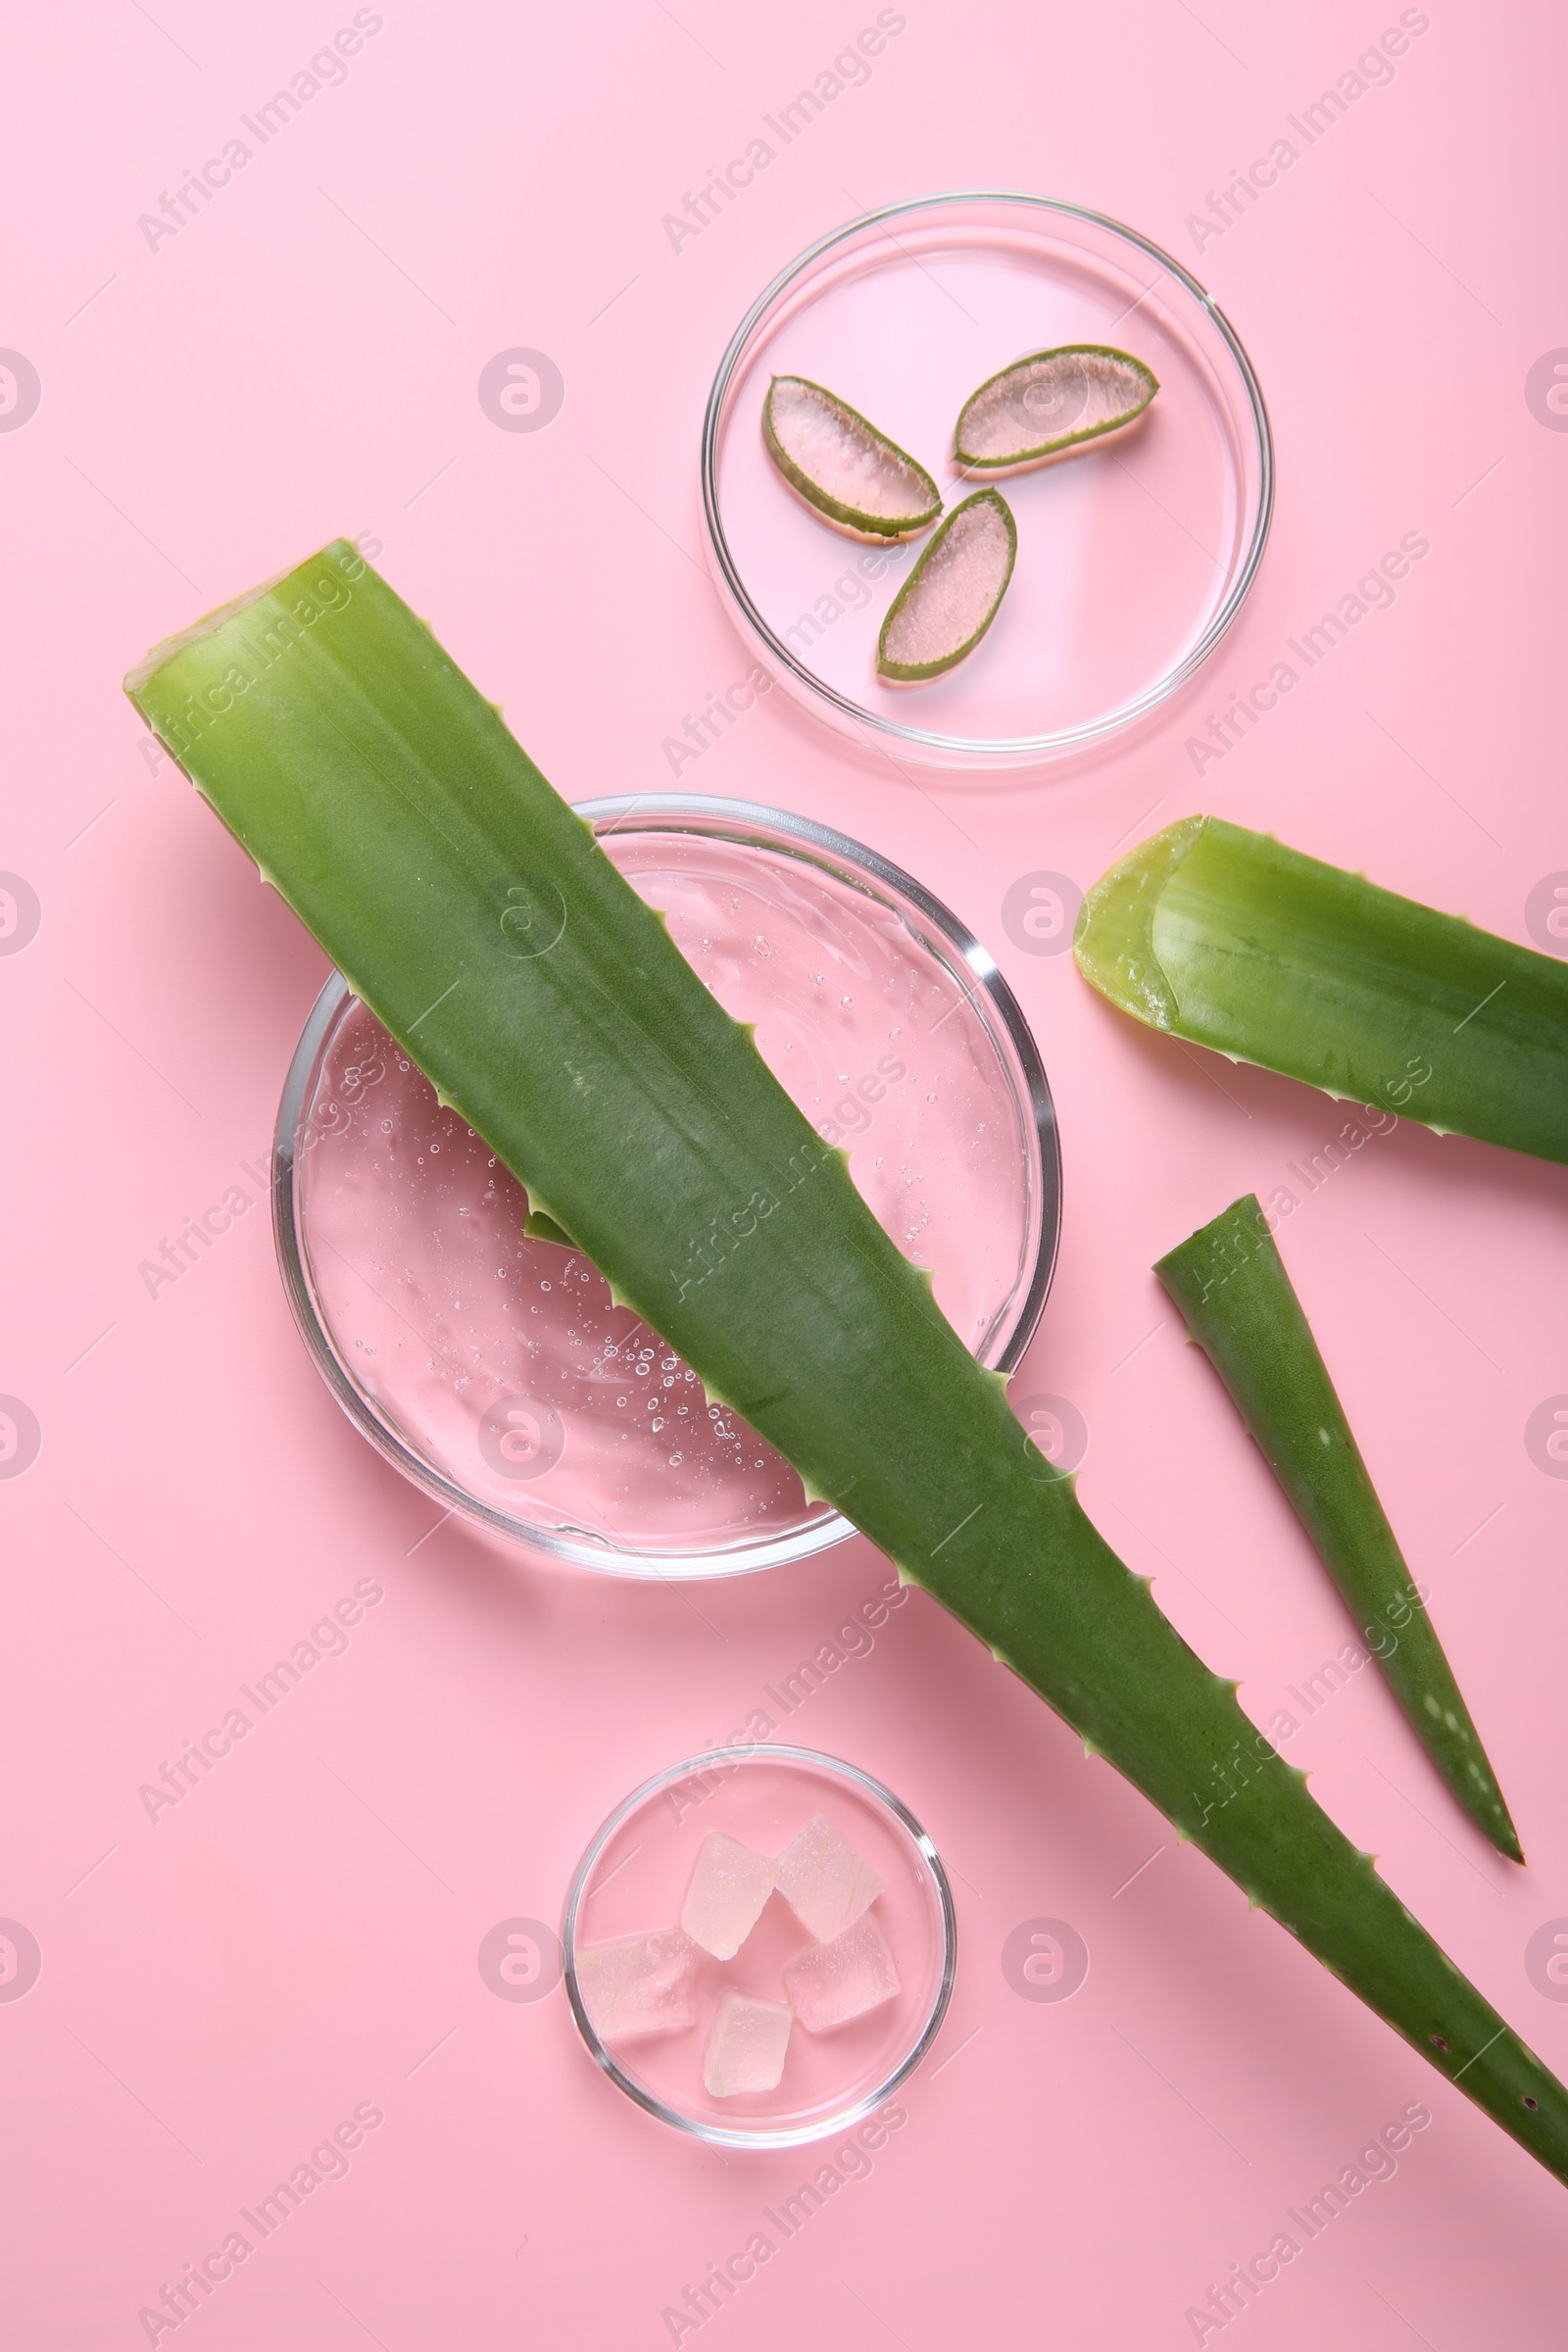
1156;1193;1523;1861
125;544;1568;2186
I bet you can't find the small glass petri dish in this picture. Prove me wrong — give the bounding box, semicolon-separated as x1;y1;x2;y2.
272;794;1059;1579
702;190;1273;771
562;1745;956;2149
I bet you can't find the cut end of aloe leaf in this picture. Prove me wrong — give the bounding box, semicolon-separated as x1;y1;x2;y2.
955;346;1158;475
876;489;1016;682
123;559;318;695
1072;816;1204;1023
763;375;941;541
1076;813;1568;1166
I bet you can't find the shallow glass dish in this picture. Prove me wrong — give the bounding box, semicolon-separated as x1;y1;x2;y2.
563;1745;956;2148
702;190;1272;771
273;795;1058;1578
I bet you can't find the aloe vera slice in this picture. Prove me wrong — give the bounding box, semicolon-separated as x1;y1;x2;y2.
1076;816;1568;1164
1156;1195;1522;1860
125;546;1568;2186
876;491;1015;682
954;345;1158;475
762;375;941;541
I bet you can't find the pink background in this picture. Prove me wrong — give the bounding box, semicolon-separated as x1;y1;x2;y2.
4;2;1567;2345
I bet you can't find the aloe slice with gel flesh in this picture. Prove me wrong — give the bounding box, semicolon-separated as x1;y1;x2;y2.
1156;1194;1523;1861
1075;816;1568;1164
763;375;942;541
954;345;1158;475
876;490;1016;682
125;544;1568;2187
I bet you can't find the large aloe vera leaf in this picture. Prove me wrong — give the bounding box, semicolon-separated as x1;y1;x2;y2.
1075;816;1568;1163
1156;1195;1522;1861
125;544;1568;2184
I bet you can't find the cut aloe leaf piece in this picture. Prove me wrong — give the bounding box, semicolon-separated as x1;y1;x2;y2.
1076;816;1568;1165
955;345;1158;475
762;374;941;541
124;547;1568;2188
876;490;1016;683
1156;1194;1523;1862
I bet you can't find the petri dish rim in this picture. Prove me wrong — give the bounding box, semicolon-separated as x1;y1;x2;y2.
701;188;1275;770
271;791;1061;1578
561;1742;958;2150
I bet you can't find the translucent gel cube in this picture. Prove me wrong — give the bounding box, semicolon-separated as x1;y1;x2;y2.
782;1911;902;2034
776;1812;883;1943
702;1988;794;2097
680;1831;778;1961
576;1928;702;2042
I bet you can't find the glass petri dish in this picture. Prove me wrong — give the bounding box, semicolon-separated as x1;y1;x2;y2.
272;795;1059;1579
562;1745;956;2149
702;190;1272;771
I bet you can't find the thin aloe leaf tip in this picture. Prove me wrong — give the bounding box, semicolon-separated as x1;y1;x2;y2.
1156;1192;1523;1863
